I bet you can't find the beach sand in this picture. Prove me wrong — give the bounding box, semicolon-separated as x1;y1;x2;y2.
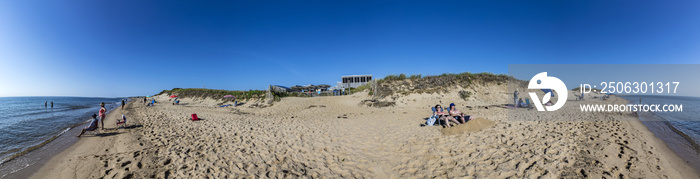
27;91;699;178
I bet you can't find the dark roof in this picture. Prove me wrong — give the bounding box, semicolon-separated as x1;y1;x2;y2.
272;85;291;90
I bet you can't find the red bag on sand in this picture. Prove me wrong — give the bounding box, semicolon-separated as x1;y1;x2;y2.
191;114;199;121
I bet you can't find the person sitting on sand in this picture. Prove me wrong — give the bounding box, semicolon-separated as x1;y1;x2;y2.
435;104;460;127
518;98;524;108
449;103;469;124
77;114;99;137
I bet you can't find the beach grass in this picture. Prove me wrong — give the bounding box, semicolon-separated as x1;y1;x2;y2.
157;88;266;101
375;72;513;98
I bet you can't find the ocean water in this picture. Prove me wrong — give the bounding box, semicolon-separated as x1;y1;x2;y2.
0;97;122;165
621;95;700;144
620;95;700;169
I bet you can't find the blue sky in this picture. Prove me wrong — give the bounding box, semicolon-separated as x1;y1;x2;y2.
1;1;699;97
509;64;700;97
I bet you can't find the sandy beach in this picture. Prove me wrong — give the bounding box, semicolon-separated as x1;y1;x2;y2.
5;0;700;178
25;89;699;178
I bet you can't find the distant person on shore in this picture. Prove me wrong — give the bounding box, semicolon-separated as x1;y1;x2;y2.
99;102;106;130
77;114;99;137
121;99;125;110
51;101;53;108
449;103;469;124
143;97;147;103
514;89;519;108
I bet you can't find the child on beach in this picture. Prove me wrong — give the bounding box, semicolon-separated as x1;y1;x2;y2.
77;114;99;137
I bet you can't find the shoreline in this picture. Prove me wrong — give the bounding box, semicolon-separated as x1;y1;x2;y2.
0;100;126;179
619;96;700;172
20;93;700;178
639;113;700;172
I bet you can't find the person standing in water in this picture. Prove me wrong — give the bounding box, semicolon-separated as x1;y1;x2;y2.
51;101;53;108
99;102;106;130
121;99;125;110
45;101;47;108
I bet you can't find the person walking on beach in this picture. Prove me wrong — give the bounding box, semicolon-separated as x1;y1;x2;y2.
514;89;519;108
143;97;147;104
99;102;106;130
121;99;125;110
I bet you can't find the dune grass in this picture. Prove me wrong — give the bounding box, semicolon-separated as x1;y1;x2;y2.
157;88;266;101
375;72;512;98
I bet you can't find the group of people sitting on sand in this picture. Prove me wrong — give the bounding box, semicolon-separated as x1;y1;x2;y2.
431;103;470;127
77;102;128;137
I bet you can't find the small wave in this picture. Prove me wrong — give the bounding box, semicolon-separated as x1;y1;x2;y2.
0;126;74;166
58;127;70;135
0;103;121;166
645;112;700;152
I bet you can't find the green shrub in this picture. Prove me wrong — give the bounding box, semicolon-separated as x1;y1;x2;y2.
459;90;472;100
348;83;370;94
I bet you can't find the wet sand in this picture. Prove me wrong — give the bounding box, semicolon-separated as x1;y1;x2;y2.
640;117;700;173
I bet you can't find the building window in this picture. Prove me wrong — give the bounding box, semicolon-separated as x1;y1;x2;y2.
343;77;347;83
368;76;372;81
354;77;359;83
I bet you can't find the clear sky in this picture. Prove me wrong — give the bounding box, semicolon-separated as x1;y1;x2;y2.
1;1;699;97
509;64;700;97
